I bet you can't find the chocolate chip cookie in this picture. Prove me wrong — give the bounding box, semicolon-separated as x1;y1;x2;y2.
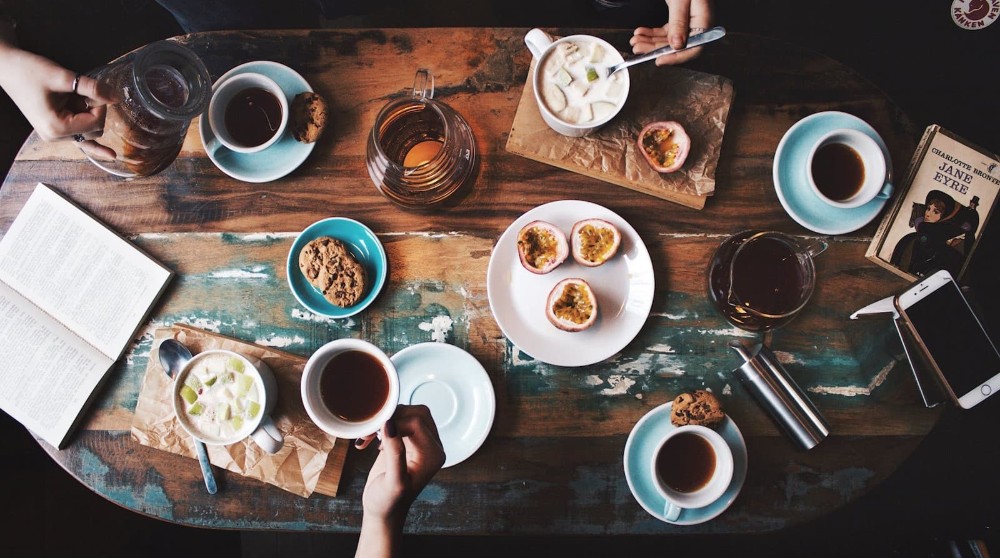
290;92;328;143
298;236;367;307
670;390;725;427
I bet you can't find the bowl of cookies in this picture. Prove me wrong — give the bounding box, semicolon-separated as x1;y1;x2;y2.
287;217;387;318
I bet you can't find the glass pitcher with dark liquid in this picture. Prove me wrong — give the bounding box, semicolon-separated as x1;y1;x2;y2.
84;40;211;178
707;230;827;332
366;69;477;208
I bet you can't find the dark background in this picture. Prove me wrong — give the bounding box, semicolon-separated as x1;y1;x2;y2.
2;1;999;556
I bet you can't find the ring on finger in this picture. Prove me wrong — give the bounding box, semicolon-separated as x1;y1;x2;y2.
72;134;85;142
690;27;707;34
72;74;82;95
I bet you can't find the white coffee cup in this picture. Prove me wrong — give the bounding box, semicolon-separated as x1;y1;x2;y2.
173;349;284;454
651;425;734;521
806;128;892;209
301;339;400;440
524;28;630;138
206;72;288;154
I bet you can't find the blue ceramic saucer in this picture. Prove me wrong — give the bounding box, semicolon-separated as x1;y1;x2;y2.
773;111;893;235
286;218;387;318
199;61;316;183
623;402;748;525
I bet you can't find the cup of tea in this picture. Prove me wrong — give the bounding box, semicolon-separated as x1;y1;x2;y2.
651;425;734;521
807;128;892;209
300;339;400;439
173;349;285;453
523;28;630;137
206;72;288;154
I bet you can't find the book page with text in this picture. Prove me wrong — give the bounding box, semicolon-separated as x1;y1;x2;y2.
0;184;172;359
0;281;112;448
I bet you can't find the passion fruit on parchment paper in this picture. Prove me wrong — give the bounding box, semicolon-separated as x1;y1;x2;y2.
638;121;690;173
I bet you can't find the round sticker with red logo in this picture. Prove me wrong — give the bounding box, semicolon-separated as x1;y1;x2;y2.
952;0;999;29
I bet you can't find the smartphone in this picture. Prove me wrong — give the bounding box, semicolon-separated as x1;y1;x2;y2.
895;269;1000;408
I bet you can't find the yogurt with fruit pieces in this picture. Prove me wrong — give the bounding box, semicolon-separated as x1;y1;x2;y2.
540;39;626;125
177;353;261;443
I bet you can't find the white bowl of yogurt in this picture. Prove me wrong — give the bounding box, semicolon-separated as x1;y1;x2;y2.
524;28;630;137
173;349;284;453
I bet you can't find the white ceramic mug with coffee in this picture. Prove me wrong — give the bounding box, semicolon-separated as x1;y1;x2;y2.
651;424;734;521
172;349;285;454
806;128;892;209
205;72;288;154
524;28;630;137
301;339;400;440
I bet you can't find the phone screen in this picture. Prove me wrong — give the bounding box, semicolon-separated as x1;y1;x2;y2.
905;281;1000;396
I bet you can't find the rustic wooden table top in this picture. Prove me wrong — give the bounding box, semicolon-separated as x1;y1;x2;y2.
0;27;937;534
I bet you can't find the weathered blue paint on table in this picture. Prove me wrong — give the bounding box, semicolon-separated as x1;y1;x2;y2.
0;28;938;534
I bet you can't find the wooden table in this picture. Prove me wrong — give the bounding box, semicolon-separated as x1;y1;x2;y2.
0;28;937;534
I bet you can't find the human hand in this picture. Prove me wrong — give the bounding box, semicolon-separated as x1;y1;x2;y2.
355;404;445;558
631;0;715;66
0;44;117;158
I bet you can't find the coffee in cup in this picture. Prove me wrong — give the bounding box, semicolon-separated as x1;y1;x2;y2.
651;424;734;521
807;128;892;208
301;339;400;439
206;72;288;154
173;349;285;453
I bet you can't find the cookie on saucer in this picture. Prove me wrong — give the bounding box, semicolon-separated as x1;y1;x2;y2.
670;390;725;427
298;236;367;307
290;92;328;143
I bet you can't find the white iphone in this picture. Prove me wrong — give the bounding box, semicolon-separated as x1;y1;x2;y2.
895;269;1000;409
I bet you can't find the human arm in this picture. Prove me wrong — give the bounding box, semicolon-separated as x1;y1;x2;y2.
355;404;446;558
0;30;115;153
630;0;714;66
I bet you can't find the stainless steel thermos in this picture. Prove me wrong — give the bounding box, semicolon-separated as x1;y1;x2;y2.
730;341;830;450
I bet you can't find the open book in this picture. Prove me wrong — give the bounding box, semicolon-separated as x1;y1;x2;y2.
0;183;173;448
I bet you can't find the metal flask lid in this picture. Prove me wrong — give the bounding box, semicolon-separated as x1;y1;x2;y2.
730;341;830;450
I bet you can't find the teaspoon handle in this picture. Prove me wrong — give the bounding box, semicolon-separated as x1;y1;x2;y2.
612;26;727;75
194;440;218;494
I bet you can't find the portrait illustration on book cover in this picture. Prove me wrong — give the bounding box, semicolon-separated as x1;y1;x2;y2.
868;126;1000;283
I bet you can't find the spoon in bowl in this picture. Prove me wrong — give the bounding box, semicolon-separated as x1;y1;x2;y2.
605;26;727;78
158;338;218;495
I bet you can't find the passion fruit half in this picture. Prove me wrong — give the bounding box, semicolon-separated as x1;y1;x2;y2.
571;218;621;267
546;278;598;332
517;220;569;274
638;121;691;173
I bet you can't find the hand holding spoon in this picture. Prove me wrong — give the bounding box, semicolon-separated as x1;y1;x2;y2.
158;338;218;495
605;26;727;78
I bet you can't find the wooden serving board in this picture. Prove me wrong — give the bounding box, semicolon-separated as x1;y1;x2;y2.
506;59;735;210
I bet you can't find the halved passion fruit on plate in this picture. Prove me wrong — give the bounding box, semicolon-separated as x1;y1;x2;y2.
638;121;691;173
517;220;569;274
546;278;598;332
571;218;621;267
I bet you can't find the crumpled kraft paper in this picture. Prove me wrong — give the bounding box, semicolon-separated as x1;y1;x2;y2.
506;54;734;209
130;324;347;498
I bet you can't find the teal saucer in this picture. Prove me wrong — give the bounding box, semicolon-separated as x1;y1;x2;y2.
623;402;748;525
199;61;316;183
286;218;387;318
773;111;893;235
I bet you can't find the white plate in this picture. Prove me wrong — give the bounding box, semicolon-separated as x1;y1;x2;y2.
486;200;655;367
392;343;496;468
199;61;316;183
624;402;748;525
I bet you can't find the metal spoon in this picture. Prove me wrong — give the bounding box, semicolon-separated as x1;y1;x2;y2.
605;26;727;78
159;338;218;495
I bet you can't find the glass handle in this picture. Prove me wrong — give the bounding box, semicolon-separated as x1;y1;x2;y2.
804;240;828;258
412;68;435;100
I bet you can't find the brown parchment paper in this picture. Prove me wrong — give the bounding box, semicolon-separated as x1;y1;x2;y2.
506;56;735;210
130;324;348;498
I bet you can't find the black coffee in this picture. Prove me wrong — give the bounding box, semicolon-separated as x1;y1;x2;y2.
655;432;716;493
225;87;282;147
319;350;389;422
811;142;865;201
